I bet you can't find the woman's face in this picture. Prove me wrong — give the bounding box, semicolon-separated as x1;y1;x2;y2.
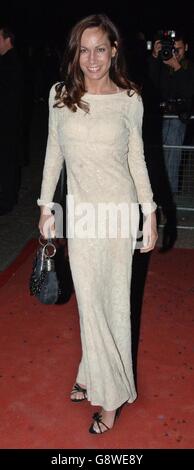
79;27;116;83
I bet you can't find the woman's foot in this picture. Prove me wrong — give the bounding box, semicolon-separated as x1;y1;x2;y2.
70;382;87;402
89;408;118;434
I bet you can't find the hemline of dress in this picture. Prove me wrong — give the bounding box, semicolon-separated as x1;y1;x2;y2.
85;393;137;411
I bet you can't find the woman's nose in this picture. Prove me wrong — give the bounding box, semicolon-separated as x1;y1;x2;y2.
88;50;97;63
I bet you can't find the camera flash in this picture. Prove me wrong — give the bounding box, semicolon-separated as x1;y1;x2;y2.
146;40;152;50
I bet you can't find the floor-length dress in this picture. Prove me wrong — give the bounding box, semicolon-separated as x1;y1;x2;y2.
38;85;156;410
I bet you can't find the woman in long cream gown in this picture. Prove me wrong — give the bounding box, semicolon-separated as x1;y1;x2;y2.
38;14;158;434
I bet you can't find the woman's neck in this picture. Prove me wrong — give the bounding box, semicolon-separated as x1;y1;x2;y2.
85;78;118;95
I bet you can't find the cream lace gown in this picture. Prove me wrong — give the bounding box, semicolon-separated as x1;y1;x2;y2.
38;85;156;410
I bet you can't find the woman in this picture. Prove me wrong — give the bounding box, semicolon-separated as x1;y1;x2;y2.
38;13;157;434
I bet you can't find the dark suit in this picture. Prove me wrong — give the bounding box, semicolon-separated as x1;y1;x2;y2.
0;48;23;213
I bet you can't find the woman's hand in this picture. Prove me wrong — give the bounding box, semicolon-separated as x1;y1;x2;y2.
38;207;56;239
140;211;158;253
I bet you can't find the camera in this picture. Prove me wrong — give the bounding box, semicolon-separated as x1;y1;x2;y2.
157;30;176;61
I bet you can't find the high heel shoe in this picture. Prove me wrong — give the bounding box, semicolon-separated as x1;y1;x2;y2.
89;402;125;434
70;383;87;402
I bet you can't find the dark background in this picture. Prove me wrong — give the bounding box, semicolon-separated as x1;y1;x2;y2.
1;1;194;50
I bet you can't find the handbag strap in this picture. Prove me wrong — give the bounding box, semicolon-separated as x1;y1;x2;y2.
39;236;56;258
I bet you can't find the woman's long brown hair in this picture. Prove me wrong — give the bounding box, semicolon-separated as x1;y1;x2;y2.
54;14;140;112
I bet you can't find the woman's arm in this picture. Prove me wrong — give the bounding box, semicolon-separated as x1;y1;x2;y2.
38;84;64;238
127;93;158;251
127;93;157;215
37;84;64;207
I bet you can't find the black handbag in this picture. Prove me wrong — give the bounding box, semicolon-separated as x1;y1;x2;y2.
29;238;73;304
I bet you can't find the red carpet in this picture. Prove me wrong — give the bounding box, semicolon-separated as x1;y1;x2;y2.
0;243;194;449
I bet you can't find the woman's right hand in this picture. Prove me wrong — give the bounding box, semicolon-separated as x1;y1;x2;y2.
38;208;56;239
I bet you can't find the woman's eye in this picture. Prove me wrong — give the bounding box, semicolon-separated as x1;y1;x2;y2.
97;47;105;53
80;48;87;54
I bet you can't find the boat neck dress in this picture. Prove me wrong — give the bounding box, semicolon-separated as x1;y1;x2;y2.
38;84;156;410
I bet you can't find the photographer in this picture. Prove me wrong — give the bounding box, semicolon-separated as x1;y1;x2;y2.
148;31;194;194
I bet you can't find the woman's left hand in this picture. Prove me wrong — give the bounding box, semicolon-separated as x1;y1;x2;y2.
140;211;158;253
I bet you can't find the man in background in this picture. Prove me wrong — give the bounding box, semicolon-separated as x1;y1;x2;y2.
148;31;194;194
0;26;23;215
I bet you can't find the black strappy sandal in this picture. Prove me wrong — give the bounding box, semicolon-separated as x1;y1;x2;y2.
89;404;124;434
70;383;87;402
89;412;110;434
89;401;127;434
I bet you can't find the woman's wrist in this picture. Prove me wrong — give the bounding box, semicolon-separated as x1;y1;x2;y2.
40;205;52;216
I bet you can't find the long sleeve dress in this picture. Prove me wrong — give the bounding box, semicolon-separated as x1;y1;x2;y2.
38;84;156;410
